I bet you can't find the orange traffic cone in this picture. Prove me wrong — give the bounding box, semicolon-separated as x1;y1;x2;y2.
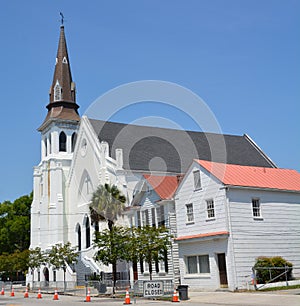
0;287;4;295
123;288;132;305
10;288;15;297
172;289;179;302
37;288;42;299
85;288;91;302
53;289;59;300
24;287;29;298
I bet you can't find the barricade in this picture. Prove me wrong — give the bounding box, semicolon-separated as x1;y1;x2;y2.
133;279;174;300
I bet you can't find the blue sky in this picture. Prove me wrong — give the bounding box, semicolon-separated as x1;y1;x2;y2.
0;0;299;202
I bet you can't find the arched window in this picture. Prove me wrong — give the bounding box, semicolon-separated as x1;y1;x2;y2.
85;217;91;249
49;134;52;154
59;131;67;152
76;223;81;251
43;267;49;282
71;132;77;152
54;80;62;101
44;137;48;157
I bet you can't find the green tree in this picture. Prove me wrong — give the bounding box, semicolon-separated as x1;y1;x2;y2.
0;193;32;254
0;250;29;281
47;242;78;291
90;184;126;231
90;184;126;291
28;247;46;284
93;226;130;292
131;226;172;280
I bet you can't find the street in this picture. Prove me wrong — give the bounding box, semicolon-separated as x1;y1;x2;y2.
0;289;299;306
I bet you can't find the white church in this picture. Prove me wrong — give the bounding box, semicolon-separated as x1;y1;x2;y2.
28;25;300;291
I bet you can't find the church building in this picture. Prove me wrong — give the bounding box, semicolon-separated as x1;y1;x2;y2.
28;25;298;291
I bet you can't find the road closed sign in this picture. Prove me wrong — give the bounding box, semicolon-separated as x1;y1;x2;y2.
143;281;164;297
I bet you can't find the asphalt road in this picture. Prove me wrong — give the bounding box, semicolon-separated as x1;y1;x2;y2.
0;289;299;306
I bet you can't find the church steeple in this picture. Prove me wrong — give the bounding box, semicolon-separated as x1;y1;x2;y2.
39;25;80;130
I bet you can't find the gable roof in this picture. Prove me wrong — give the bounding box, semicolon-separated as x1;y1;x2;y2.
143;175;181;200
88;118;276;174
196;160;300;192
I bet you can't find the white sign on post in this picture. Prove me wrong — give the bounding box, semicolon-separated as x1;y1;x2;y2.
143;281;164;297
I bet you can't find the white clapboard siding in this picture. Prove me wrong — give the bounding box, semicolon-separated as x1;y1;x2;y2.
178;238;230;290
135;188;179;281
228;188;300;288
175;162;232;290
176;163;228;238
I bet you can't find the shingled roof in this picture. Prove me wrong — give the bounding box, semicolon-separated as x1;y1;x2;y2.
88;118;276;174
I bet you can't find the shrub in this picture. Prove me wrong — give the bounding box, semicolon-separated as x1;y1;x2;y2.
254;256;293;284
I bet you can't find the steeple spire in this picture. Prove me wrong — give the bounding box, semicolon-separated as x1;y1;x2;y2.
39;25;80;130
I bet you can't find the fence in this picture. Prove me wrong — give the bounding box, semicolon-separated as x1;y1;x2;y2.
252;266;300;290
1;279;174;297
30;280;130;295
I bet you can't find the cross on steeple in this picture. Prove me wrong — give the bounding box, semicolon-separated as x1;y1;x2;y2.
60;12;64;26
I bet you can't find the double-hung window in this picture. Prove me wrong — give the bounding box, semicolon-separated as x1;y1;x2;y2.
252;198;261;218
136;211;141;227
206;199;215;219
186;203;194;223
142;210;149;226
157;206;165;227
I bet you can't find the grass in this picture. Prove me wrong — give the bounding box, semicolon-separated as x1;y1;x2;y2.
258;284;300;292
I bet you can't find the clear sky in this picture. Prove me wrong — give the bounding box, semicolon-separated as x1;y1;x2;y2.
0;0;299;202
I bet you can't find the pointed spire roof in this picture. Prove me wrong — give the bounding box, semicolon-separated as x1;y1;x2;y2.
39;25;80;130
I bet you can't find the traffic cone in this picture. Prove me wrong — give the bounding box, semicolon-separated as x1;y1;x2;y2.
123;288;132;305
85;287;91;302
0;287;4;295
172;289;179;302
24;287;29;298
53;289;59;300
10;288;15;297
37;288;42;299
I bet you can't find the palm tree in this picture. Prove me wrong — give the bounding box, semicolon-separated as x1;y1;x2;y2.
89;184;126;291
90;184;126;231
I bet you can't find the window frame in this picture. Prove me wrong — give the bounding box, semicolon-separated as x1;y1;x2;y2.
151;207;156;227
156;206;165;227
59;131;67;152
142;209;149;226
193;170;201;190
136;211;141;228
252;198;262;218
185;203;194;223
206;199;215;219
54;80;62;101
186;254;210;275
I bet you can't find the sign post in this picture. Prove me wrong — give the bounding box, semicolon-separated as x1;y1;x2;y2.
143;281;164;297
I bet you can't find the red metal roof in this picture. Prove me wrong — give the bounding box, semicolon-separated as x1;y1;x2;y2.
176;231;229;241
143;175;181;200
196;160;300;192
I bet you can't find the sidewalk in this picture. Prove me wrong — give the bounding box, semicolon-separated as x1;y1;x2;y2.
186;290;300;306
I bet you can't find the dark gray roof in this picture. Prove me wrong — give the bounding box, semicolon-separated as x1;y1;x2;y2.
88;119;275;174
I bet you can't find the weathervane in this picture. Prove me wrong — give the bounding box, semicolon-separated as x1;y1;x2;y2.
60;12;65;26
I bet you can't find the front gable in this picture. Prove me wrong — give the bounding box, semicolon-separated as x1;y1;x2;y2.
175;161;227;239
